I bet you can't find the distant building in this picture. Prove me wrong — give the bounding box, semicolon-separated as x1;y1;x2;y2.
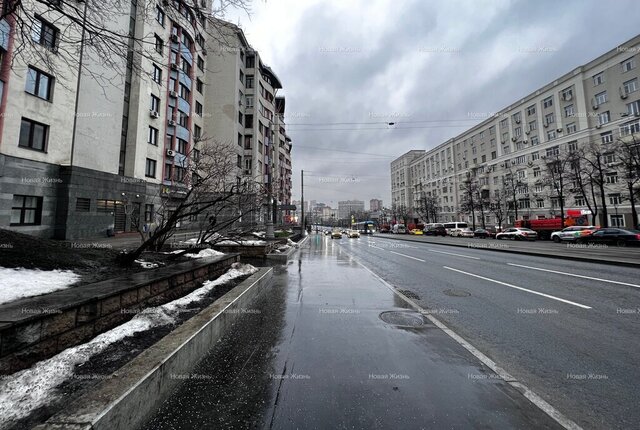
370;199;383;212
338;200;365;220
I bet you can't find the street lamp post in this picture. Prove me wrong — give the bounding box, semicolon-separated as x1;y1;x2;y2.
266;195;274;239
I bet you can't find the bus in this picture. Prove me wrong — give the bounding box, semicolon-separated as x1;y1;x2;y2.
353;220;376;234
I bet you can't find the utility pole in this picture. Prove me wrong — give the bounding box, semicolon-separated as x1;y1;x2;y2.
301;169;306;236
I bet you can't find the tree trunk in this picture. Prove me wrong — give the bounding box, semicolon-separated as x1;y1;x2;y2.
629;181;638;228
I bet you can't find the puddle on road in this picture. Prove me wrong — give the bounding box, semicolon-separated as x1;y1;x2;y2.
443;289;471;297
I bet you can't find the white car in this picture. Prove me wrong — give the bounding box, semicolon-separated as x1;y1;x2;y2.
449;228;463;237
347;230;361;238
458;228;475;238
550;226;597;243
496;227;538;241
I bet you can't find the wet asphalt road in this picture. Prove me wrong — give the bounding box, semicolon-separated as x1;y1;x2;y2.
142;235;562;430
337;233;640;430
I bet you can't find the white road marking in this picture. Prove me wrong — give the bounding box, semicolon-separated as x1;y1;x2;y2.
427;248;480;260
389;250;425;262
349;257;582;430
368;244;386;251
507;263;640;289
443;266;592;309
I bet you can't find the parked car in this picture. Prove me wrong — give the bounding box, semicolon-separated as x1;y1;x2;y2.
550;226;597;243
347;230;361;238
458;228;475;238
392;224;407;234
449;228;463;237
409;229;424;235
496;227;538;241
424;226;447;236
324;229;332;236
379;226;391;233
331;230;343;239
484;227;500;238
473;228;490;238
576;228;640;246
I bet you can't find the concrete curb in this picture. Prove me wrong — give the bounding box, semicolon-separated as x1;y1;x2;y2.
266;234;310;262
373;234;640;268
35;267;274;430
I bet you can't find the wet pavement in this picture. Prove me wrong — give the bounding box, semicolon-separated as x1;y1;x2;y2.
142;234;561;429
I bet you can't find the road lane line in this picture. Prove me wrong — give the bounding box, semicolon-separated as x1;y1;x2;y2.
427;248;480;260
348;256;582;430
368;244;386;251
389;250;425;262
443;266;592;309
507;263;640;289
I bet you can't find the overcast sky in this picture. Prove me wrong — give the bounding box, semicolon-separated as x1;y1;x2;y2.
226;0;640;209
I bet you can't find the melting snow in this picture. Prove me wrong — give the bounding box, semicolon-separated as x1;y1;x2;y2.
0;267;80;305
185;248;225;259
134;260;160;269
217;239;267;246
0;263;257;428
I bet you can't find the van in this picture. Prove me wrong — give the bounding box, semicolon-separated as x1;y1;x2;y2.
392;224;407;234
443;222;468;235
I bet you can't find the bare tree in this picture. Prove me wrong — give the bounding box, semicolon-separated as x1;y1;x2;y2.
578;141;612;227
460;171;478;230
489;187;511;230
569;147;600;225
120;141;265;264
415;192;439;224
542;147;574;229
502;165;524;222
616;134;640;228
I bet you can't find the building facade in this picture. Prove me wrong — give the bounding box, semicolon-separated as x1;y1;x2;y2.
393;35;640;229
0;1;292;239
337;200;365;220
369;198;383;212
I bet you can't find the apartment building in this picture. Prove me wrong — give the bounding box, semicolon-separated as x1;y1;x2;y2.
393;34;640;228
0;1;292;239
337;200;365;220
370;198;383;211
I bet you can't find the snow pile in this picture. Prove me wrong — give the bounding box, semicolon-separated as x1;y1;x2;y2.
217;239;267;246
251;231;266;238
287;238;299;248
134;260;159;269
185;248;225;259
0;263;257;427
0;267;80;305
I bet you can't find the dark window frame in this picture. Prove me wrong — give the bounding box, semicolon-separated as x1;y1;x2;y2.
10;194;43;226
19;117;49;152
25;65;54;101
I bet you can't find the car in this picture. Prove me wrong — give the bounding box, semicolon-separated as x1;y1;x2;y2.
379;226;391;233
324;229;332;236
576;228;640;246
331;230;343;239
392;224;407;234
550;226;597;243
347;230;360;238
458;228;475;238
484;227;500;238
449;228;463;237
424;226;447;236
473;228;490;238
409;229;424;235
496;227;538;241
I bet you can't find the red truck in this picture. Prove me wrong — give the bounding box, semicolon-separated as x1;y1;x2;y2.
514;214;591;240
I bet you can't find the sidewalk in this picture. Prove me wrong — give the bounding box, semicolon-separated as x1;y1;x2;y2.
144;234;568;429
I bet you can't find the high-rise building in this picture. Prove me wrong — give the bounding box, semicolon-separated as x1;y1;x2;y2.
392;34;640;228
370;199;383;212
0;3;292;239
338;200;365;220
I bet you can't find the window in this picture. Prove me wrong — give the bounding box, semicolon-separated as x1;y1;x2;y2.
526;105;536;116
544;112;555;125
597;111;610;125
515;155;526;165
181;60;191;75
144;159;156;178
536;199;545;208
481;154;486;162
515;126;522;137
605;153;615;164
148;126;159;145
175;166;186;182
197;56;204;71
144;204;154;223
533;168;542;178
239;70;244;84
609;194;622;205
593;73;604;85
245;114;253;128
531;151;540;161
246;95;254;107
181;33;191;50
195;101;203;116
19;118;48;151
568;140;578;152
11;195;43;226
238;112;243;125
512;112;521;123
534;185;544;193
151;94;160;112
546;146;560;157
178;111;188;127
566;123;577;134
546;130;556;140
164;163;173;180
75;198;90;212
246;55;255;68
155;35;164;54
543;96;553;108
621;57;635;73
245;75;254;89
561;87;573;101
500;119;508;129
501;132;508;142
244;135;253;149
237;133;242;147
605;172;619;184
528;120;537;131
25;66;53;100
177;139;188;154
196;78;204;93
152;64;162;83
491;151;497;160
601;131;613;143
574;196;585;206
594;91;607;105
623;78;638;95
32;17;58;51
530;136;539;146
156;6;165;26
194;124;201;140
179;84;190;100
564;104;574;117
626;100;640;116
610;215;625;227
620;120;640;136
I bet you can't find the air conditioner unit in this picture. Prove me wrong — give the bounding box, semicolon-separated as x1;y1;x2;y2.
543;122;549;128
169;90;178;97
621;112;630;117
149;110;159;118
525;130;530;135
595;124;602;129
500;163;505;168
202;48;207;56
592;99;599;110
170;34;179;43
166;149;176;157
168;120;177;126
170;62;179;70
511;137;517;142
523;139;528;144
619;87;628;99
557;128;563;133
515;118;521;124
243;169;251;175
511;160;516;165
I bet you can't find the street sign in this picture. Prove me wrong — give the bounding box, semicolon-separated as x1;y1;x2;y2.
278;204;297;211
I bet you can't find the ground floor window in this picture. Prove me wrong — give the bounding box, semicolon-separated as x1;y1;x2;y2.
145;204;154;223
610;214;625;227
10;195;43;226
